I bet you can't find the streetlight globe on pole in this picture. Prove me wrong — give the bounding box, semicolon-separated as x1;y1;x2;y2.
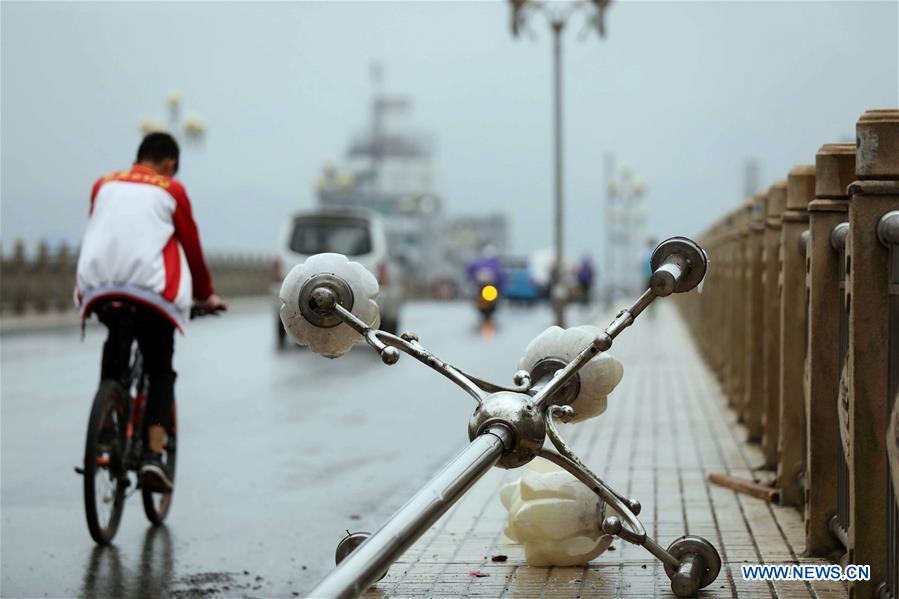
506;0;612;327
138;92;207;146
633;180;646;197
605;167;649;300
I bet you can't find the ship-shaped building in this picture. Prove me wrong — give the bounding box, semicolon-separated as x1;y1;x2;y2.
315;68;508;296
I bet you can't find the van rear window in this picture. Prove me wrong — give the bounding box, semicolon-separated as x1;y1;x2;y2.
289;219;372;256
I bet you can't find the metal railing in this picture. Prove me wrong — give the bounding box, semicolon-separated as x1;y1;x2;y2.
832;221;851;547
674;109;898;597
0;239;275;315
877;211;899;599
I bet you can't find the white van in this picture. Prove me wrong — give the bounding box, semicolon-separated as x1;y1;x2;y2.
273;209;403;348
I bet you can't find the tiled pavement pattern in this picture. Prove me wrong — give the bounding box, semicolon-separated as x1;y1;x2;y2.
362;304;848;598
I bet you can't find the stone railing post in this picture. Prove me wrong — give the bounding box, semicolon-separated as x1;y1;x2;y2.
763;180;787;469
744;192;768;442
34;241;50;314
846;109;898;597
805;143;855;556
205;253;274;298
726;206;750;410
55;242;73;311
778;165;815;508
706;219;728;381
10;241;27;314
890;391;899;511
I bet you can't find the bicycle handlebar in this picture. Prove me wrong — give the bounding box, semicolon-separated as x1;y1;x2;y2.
189;304;226;319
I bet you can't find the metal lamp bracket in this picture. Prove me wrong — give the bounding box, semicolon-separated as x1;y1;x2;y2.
289;236;720;599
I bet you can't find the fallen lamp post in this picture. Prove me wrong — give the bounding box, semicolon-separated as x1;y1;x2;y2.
279;236;720;599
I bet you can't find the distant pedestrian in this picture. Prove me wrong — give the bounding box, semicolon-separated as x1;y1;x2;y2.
576;256;595;304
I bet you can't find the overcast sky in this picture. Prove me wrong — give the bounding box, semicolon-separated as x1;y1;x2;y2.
2;1;897;259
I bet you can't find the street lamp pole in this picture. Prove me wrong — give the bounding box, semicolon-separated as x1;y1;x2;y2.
508;0;611;327
604;153;616;306
551;19;565;326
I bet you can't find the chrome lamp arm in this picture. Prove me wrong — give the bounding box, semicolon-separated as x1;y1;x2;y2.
330;303;488;403
290;236;719;599
540;405;687;572
332;303;530;404
530;236;707;409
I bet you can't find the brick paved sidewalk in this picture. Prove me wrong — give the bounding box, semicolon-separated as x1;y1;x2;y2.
363;304;848;598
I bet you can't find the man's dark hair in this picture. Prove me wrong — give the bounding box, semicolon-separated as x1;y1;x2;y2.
136;132;180;171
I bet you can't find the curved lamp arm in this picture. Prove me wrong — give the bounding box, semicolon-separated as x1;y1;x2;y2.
541;405;646;544
334;304;529;404
541;406;685;572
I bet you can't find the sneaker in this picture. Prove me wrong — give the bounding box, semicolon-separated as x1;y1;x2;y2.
140;453;173;493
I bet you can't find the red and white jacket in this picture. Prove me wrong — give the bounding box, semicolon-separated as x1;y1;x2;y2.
76;164;214;330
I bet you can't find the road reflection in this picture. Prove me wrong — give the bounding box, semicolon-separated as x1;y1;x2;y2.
80;544;125;598
80;525;173;598
479;321;497;339
137;525;173;596
2;302;557;596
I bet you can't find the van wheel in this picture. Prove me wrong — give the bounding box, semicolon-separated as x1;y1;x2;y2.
381;318;398;335
276;317;287;350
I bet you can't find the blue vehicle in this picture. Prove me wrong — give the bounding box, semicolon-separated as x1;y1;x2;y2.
500;257;541;304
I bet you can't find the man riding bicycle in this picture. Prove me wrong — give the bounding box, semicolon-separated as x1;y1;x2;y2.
76;132;226;493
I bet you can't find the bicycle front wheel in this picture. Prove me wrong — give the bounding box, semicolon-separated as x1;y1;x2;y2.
142;403;176;524
83;380;129;545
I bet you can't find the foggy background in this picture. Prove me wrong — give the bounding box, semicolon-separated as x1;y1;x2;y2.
2;0;897;257
2;3;899;595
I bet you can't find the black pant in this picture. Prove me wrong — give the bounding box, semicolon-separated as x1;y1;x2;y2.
98;302;176;431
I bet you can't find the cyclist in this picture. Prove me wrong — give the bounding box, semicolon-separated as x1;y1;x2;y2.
75;132;226;492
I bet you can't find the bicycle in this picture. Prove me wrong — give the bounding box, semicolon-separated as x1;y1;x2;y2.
76;302;221;545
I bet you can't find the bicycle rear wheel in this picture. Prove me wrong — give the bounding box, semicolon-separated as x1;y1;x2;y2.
141;404;176;524
83;380;129;545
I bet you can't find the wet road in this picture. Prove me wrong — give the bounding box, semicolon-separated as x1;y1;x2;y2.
1;300;595;597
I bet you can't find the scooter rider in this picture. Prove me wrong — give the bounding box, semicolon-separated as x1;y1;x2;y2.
465;246;507;290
